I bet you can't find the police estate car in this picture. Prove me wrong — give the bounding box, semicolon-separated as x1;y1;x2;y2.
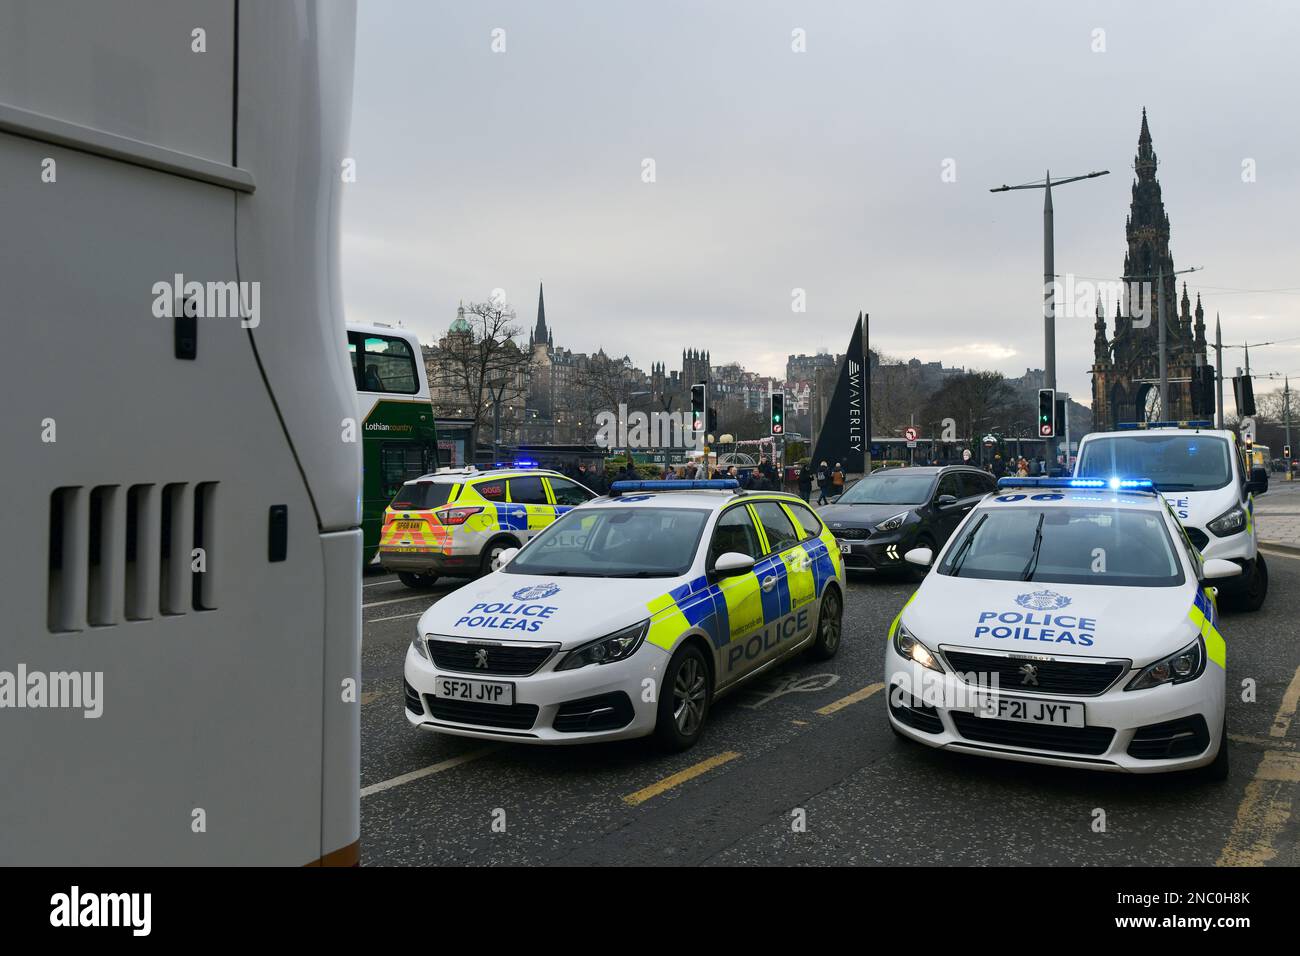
886;477;1236;778
1075;421;1269;611
379;467;597;588
404;480;845;751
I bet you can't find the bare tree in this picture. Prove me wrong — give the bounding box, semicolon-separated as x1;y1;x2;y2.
428;300;529;452
560;350;640;440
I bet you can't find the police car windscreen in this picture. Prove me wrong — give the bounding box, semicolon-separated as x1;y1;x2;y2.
505;508;710;577
1075;435;1232;492
391;482;453;510
939;507;1185;587
837;472;933;505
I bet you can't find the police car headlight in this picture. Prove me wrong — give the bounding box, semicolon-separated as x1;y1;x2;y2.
1125;637;1205;691
875;512;909;534
557;620;650;671
894;623;944;673
410;635;430;661
1207;504;1246;537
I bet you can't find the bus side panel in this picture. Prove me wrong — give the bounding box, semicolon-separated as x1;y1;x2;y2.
321;529;361;864
0;130;326;863
236;0;361;535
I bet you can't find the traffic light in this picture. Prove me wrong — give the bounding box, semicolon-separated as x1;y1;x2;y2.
770;392;785;435
1232;374;1256;417
1284;444;1292;461
1038;388;1056;438
690;383;706;432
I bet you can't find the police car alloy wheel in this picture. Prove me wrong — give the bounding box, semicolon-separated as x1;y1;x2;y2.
808;587;842;660
481;538;519;576
655;644;712;751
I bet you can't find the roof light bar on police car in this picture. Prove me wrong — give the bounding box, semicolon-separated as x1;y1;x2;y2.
608;479;740;496
995;477;1157;493
1116;420;1213;430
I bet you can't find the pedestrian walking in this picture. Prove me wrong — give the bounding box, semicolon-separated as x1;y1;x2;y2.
816;460;832;505
797;461;813;502
831;462;845;499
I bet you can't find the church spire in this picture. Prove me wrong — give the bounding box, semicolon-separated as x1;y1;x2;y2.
534;282;548;346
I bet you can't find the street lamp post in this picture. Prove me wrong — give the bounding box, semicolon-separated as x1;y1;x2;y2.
487;375;508;464
990;169;1109;391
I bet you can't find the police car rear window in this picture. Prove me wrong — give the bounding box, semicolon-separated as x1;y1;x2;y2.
939;505;1185;587
391;482;453;511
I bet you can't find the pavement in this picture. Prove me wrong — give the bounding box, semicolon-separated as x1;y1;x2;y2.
1256;476;1300;553
356;555;1300;867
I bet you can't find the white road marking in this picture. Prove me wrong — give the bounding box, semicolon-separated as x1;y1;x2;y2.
360;746;499;798
363;595;434;610
370;610;426;624
364;577;399;588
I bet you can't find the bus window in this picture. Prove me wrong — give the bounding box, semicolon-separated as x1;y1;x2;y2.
380;443;426;498
348;331;418;394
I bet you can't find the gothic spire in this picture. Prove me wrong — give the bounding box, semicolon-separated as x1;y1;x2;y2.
534;282;548;345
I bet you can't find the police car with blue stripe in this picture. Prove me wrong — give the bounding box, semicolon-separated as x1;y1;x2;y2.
404;480;845;750
886;477;1234;778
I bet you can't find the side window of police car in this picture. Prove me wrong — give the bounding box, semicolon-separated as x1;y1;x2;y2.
709;507;762;567
786;502;825;541
508;476;549;505
751;501;801;555
476;481;505;502
549;477;594;506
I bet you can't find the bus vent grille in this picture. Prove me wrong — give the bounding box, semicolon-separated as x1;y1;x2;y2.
49;482;218;632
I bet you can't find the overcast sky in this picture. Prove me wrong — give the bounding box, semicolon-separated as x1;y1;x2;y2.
342;0;1300;405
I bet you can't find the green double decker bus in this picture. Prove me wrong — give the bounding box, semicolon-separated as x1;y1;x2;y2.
348;323;440;562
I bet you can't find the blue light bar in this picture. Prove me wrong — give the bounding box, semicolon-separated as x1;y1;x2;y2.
609;479;739;495
996;477;1156;492
1116;420;1213;430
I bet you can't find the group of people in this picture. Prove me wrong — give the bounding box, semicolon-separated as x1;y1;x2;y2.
551;457;849;503
988;453;1047;478
795;460;845;505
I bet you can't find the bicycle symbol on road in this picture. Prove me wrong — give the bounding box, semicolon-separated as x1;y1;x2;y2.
738;672;841;709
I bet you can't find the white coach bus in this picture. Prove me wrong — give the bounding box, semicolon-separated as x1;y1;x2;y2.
0;0;362;864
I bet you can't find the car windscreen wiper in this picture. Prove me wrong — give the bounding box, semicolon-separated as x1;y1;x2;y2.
947;513;987;577
1020;512;1046;581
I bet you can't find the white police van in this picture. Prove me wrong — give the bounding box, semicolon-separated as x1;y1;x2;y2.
1074;421;1269;611
403;480;845;751
886;477;1234;778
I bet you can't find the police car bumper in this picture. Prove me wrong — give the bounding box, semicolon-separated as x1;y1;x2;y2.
403;643;663;744
379;548;479;574
884;646;1225;773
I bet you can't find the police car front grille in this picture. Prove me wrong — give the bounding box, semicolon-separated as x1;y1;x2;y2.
943;651;1126;696
427;639;555;676
949;712;1116;756
425;696;540;730
1185;527;1210;551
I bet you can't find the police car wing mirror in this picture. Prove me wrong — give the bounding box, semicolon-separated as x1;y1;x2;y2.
713;552;757;578
1202;558;1242;580
904;547;933;567
495;547;520;569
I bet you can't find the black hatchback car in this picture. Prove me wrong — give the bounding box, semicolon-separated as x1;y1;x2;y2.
817;465;996;579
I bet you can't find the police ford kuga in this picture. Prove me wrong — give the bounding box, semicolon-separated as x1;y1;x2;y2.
885;477;1235;778
404;480;845;750
379;466;597;588
1074;421;1269;611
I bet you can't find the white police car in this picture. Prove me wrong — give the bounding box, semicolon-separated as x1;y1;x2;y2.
885;477;1236;778
404;480;846;750
1075;421;1269;611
